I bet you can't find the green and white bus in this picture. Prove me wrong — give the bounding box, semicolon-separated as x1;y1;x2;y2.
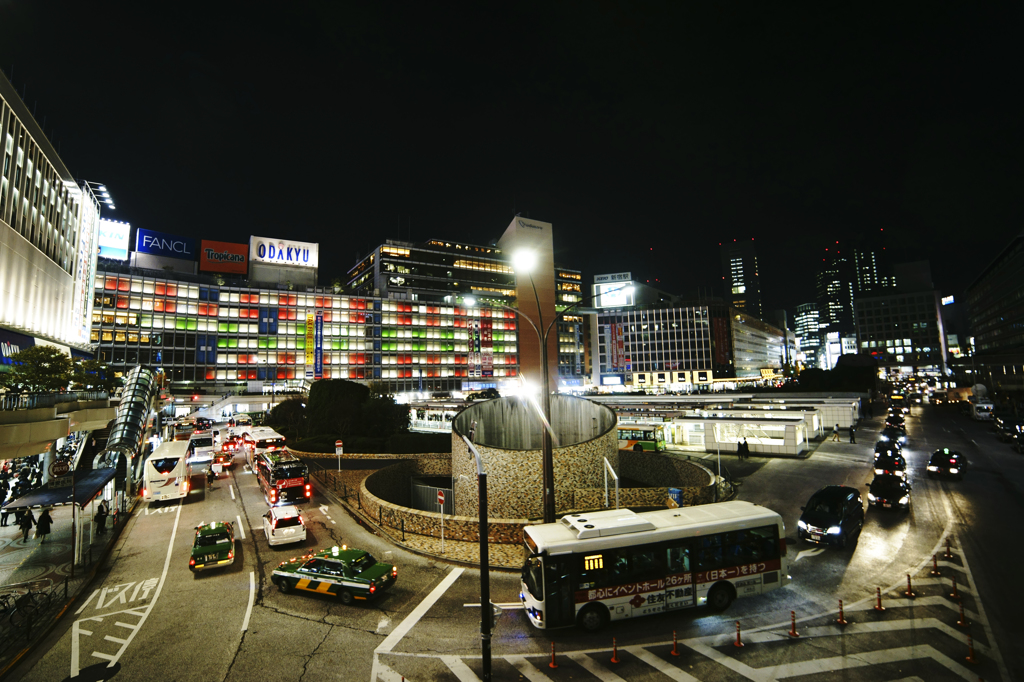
617;422;666;452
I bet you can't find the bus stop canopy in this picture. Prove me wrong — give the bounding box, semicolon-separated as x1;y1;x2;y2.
2;468;115;510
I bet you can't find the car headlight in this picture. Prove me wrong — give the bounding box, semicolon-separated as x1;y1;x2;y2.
949;468;959;474
899;495;910;505
797;520;807;530
867;493;876;501
879;435;890;441
927;466;939;471
827;526;842;535
874;468;884;475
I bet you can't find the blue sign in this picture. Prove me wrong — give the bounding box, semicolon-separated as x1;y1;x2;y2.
136;229;197;261
314;311;324;379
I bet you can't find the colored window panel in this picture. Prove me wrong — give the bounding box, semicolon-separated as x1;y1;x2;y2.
175;318;186;330
228;323;239;333
186;318;198;331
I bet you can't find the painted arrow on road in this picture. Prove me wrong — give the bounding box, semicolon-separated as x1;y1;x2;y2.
794;547;826;562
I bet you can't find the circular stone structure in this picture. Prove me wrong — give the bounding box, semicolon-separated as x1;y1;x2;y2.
452;395;618;519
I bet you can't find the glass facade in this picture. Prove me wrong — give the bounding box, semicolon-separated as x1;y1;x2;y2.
91;268;519;393
855;291;946;370
597;307;714;375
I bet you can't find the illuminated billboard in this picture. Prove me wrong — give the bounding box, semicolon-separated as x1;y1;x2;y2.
97;219;131;260
593;282;635;308
199;240;248;274
249;236;318;269
136;229;197;261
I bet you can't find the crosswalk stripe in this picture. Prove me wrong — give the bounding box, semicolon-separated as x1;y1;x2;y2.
768;644;978;681
441;654;480;681
567;653;628;682
625;646;701;681
504;655;553;681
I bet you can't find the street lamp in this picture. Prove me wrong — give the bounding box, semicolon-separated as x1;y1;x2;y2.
464;273;632;523
81;180;116;211
460;421;492;681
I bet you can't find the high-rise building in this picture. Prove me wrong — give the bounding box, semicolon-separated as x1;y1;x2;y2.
965;233;1024;392
720;239;762;319
794;303;822;370
815;251;855;335
0;69;100;361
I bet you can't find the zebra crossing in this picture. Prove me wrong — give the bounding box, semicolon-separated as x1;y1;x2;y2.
374;532;1008;681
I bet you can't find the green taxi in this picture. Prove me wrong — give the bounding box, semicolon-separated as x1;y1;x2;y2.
271;545;397;604
189;521;236;572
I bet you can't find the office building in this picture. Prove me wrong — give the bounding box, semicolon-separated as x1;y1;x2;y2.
794;303;822;370
816;251;855;335
964;233;1024;392
720;239;762;319
0;70;99;363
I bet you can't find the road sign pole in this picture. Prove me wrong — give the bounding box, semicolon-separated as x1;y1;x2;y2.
438;489;446;554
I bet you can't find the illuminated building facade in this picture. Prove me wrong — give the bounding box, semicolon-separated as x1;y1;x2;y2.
720;239;762;319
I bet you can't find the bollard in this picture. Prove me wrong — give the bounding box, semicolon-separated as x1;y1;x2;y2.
950;576;960;600
836;599;848;626
957;600;970;628
610;637;620;664
904;574;916;599
401;518;405;542
944;538;954;559
931;553;941;576
788;610;799;638
549;641;558;669
670;630;680;657
874;587;886;612
734;620;744;647
965;634;978;664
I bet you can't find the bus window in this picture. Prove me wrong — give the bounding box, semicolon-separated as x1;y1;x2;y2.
666;544;690;573
150;458;180;474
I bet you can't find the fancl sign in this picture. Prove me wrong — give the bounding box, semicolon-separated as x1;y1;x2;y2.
136;229;197;261
249;236;319;269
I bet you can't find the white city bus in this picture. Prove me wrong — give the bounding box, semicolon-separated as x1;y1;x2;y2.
520;501;790;631
142;441;192;502
243;426;287;469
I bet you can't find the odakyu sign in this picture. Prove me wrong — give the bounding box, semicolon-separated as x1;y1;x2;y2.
136;228;197;261
249;236;318;269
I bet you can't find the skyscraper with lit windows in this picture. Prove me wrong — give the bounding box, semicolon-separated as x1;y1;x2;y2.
720;239;762;320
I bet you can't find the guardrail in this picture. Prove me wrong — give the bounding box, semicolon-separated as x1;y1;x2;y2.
0;391;109;412
307;459;354;503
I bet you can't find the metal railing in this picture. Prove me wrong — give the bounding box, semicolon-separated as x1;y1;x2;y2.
0;391;109;412
307;459;354;502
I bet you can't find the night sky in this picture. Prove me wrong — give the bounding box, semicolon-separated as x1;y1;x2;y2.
2;3;1021;317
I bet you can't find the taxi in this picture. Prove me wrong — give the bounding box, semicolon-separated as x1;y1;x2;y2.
190;521;236;572
271;545;397;605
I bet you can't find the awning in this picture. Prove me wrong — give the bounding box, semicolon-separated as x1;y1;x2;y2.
2;468;116;510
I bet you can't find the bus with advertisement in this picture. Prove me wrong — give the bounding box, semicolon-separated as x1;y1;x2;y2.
519;501;789;631
617;422;666;452
253;450;311;506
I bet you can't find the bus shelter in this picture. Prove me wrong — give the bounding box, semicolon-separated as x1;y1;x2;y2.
698;407;821;439
662;415;809;457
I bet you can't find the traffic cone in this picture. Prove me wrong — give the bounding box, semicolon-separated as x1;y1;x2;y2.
734;620;744;647
610;637;620;664
549;641;558;669
950;576;960;600
957;600;970;628
944;538;954;559
836;599;848;626
788;610;799;638
670;630;680;657
904;574;916;598
930;553;941;576
965;634;978;664
874;586;885;611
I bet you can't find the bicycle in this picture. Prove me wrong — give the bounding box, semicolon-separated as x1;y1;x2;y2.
0;585;49;628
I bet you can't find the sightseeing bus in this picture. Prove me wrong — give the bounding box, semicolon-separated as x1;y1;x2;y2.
253;450;311;506
617;422;667;452
142;441;192;502
520;501;789;631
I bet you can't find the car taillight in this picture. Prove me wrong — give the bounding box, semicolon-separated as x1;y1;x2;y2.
142;488;148;496
227;551;234;559
392;565;398;578
369;583;376;594
189;558;195;566
305;484;311;497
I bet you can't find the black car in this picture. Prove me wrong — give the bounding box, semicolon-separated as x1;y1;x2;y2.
927;449;965;479
873;451;907;479
874;441;902;457
884;414;906;432
797;485;864;549
868;474;911;511
995;417;1022;442
878;427;907;446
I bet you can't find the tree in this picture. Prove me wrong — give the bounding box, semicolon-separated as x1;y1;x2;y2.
360;394;410;437
72;359;122;393
0;346;74;392
305;379;369;436
267;397;307;439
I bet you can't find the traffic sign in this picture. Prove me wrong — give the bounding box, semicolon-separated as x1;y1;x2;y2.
49;461;71;478
437;490;445;506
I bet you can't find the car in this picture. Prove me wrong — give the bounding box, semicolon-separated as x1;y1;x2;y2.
927;449;965;479
884;414;906;432
867;474;911;511
272;545;397;605
797;485;864;549
263;505;307;546
874;441;902;457
994;417;1022;442
878;427;907;446
873;451;907;478
190;521;236;572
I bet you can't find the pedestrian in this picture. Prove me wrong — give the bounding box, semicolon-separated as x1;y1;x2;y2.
206;467;216;490
849;425;856;444
832;424;841;442
742;437;750;458
36;508;53;543
95;499;110;534
18;508;35;543
0;501;9;527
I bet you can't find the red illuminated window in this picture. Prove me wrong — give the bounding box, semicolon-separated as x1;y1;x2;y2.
205;369;216;380
116;297;129;309
165;284;178;297
117;279;130;292
154;283;166;295
165;301;177;314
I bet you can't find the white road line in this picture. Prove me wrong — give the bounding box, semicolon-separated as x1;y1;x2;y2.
625;646;701;682
567;652;628;682
229;484;235;500
463;602;523;609
769;644;977;680
505;655;553;682
241;571;255;631
236;514;245;540
441;654;480;681
372;567;465;681
75;589;100;614
686;641;765;681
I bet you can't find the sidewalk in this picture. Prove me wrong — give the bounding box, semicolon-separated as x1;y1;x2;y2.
0;501;131;674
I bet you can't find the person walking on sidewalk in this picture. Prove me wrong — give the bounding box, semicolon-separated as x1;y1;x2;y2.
36;508;53;543
95;499;110;534
18;508;35;543
832;424;841;442
741;437;750;458
849;424;856;444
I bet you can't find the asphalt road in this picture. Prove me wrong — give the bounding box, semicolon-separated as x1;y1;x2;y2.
6;406;1020;682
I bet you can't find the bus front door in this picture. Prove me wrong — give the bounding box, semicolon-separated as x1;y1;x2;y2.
544;557;575;628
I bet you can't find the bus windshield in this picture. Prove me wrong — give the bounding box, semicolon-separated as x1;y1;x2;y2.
258;438;285;449
522;557;544;601
150;458;180;474
272;465;306;482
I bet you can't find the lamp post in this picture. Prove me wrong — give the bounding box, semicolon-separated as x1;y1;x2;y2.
460;421;491;681
465;275;632;524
